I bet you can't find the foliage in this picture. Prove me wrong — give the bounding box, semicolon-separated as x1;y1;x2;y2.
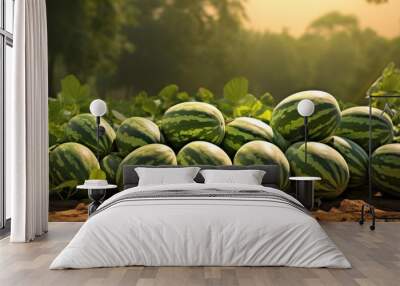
107;77;275;125
50;180;79;201
46;0;400;203
111;0;246;96
46;0;137;94
46;0;400;106
48;63;400;201
50;62;400;147
49;75;94;145
366;0;388;3
49;74;275;148
368;63;400;124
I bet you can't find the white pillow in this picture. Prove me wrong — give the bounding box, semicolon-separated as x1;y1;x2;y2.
200;169;266;185
135;167;200;186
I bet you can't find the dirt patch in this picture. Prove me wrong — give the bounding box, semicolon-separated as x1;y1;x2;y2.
49;203;88;222
49;199;400;222
313;199;400;222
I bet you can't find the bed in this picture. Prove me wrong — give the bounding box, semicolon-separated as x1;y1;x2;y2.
50;165;351;269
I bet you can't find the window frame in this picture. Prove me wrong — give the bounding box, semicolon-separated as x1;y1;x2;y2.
0;0;13;232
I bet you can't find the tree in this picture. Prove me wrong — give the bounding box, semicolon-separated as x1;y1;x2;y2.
46;0;136;96
46;0;399;107
111;0;246;96
366;0;388;3
307;12;358;36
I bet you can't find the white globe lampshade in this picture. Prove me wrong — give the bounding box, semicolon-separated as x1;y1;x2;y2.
90;99;107;117
297;99;315;117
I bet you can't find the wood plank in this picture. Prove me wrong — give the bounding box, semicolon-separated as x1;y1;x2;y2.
0;222;399;286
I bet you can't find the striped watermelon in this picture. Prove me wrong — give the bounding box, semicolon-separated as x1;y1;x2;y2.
65;113;116;158
49;142;100;187
324;136;368;188
222;117;289;157
100;153;122;184
233;141;290;189
371;143;400;197
285;142;349;199
335;106;394;152
116;117;162;156
271;90;341;143
116;144;177;185
177;141;232;166
160;102;225;150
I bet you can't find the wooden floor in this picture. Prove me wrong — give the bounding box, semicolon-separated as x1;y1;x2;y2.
0;222;399;286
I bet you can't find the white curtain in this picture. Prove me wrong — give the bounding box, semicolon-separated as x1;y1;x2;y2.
8;0;49;242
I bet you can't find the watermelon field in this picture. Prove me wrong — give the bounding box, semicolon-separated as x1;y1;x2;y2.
49;63;400;212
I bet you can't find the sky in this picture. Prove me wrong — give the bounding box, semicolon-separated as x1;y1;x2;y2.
245;0;400;38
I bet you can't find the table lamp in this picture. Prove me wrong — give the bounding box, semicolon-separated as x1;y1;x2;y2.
90;99;107;160
297;99;315;164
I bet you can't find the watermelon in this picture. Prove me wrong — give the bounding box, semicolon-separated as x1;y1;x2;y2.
160;102;225;150
177;141;232;166
233;141;290;189
271;90;341;143
371;143;400;197
116;117;162;156
335;106;394;152
65;113;116;158
116;144;177;185
100;153;122;184
324;136;368;188
222;117;289;157
285;142;349;199
49;142;100;187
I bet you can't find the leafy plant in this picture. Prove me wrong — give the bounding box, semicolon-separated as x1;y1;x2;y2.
216;77;274;122
48;74;94;146
368;62;400;125
49;75;277;147
50;180;79;201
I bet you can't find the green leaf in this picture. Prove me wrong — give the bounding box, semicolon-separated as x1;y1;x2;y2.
142;98;159;118
60;74;91;105
48;97;64;124
231;94;258;117
241;94;258;105
252;104;273;123
89;169;107;180
177;92;190;102
158;84;179;99
197;88;214;102
233;105;252;117
49;122;67;145
216;99;234;118
50;180;78;193
369;63;400;97
223;77;248;102
259;92;275;106
158;84;179;109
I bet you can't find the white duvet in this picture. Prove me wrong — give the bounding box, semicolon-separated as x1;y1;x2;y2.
50;183;351;269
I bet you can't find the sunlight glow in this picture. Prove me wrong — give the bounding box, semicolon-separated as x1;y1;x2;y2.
245;0;400;38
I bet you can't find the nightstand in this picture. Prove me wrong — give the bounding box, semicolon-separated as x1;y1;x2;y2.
289;176;321;210
76;184;117;215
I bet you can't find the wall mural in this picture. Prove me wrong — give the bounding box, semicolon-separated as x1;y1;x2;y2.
48;64;400;222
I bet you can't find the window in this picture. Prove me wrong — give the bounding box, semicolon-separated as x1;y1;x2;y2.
0;0;14;230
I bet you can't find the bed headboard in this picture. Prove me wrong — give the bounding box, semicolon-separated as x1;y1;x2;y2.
122;165;281;190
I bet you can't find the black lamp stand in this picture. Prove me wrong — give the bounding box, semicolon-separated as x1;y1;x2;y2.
95;116;106;161
304;116;308;164
359;94;400;231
